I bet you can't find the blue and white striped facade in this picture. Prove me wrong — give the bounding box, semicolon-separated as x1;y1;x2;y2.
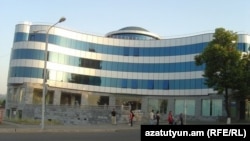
6;22;250;120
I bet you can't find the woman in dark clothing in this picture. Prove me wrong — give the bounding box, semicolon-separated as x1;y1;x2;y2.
156;111;160;125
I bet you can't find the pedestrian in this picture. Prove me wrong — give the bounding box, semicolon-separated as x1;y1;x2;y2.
111;108;116;125
149;110;155;125
179;113;184;125
129;110;135;127
156;111;160;125
167;111;174;125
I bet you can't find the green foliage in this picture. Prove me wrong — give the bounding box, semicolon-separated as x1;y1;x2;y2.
233;54;250;99
195;27;241;93
0;99;5;108
194;27;245;118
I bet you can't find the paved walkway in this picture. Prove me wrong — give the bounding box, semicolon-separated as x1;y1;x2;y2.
0;121;140;133
1;120;249;133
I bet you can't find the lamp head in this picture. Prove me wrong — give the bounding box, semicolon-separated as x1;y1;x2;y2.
59;17;66;23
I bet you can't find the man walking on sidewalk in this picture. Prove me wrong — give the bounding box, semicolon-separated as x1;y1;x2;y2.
111;108;117;125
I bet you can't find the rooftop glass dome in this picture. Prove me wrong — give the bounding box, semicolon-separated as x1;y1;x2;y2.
106;26;160;40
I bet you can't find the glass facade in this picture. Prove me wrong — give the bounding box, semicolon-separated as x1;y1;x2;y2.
7;23;250;121
14;32;212;56
10;32;214;91
202;99;222;116
175;99;195;116
9;66;209;90
11;49;204;73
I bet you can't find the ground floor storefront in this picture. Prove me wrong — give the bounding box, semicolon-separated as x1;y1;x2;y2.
5;83;250;124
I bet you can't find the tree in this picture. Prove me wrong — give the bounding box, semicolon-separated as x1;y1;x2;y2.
232;53;250;119
194;28;241;124
0;99;5;108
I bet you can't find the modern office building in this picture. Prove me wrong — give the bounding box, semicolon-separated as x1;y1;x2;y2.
6;22;250;122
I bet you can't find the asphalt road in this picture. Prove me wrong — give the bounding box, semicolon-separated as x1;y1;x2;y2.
0;129;140;141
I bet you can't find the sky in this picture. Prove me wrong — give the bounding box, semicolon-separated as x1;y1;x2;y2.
0;0;249;95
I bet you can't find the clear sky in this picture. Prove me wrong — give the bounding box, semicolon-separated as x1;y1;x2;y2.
0;0;249;95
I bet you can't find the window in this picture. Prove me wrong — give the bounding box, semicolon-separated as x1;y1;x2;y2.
163;80;169;90
175;100;195;116
133;48;139;56
123;47;129;56
147;80;154;89
202;99;222;116
122;79;127;88
131;80;138;89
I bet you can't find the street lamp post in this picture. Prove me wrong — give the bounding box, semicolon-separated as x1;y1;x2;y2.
41;17;66;130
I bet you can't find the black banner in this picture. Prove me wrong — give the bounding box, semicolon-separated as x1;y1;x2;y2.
141;125;250;141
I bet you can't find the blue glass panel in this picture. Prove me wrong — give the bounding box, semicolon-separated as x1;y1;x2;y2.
58;37;66;47
116;79;122;88
75;40;81;50
149;48;155;56
133;48;139;56
94;76;101;86
127;79;132;88
179;80;185;89
191;44;196;54
153;80;159;89
37;33;46;42
71;57;76;66
147;64;153;72
147;80;154;89
31;67;38;78
137;80;142;89
14;32;29;42
121;79;127;88
154;47;160;56
169;47;175;56
110;77;117;87
176;46;181;56
89;76;95;85
9;66;212;90
131;80;137;89
195;78;203;89
144;48;150;56
122;63;128;71
163;80;169;89
123;47;129;56
190;79;196;89
11;49;207;73
14;50;20;59
142;80;147;89
19;32;246;57
30;33;41;41
196;43;204;53
95;44;101;54
53;35;61;45
158;81;163;89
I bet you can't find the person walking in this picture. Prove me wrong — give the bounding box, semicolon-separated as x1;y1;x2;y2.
179;113;184;125
156;111;160;125
149;110;155;125
129;110;135;127
167;111;174;125
111;108;116;125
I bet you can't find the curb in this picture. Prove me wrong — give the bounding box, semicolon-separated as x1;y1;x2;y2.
0;121;140;133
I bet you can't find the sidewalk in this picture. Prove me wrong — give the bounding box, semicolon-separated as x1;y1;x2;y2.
1;120;249;133
0;121;140;133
